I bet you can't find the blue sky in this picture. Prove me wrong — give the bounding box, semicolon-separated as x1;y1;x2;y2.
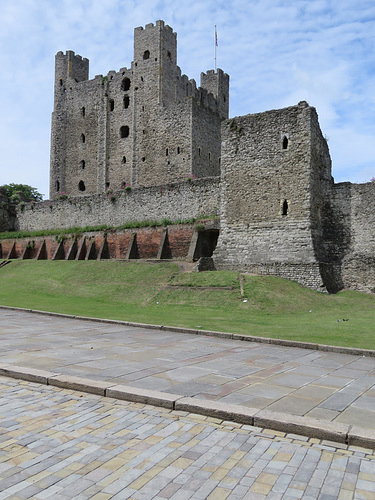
1;0;375;198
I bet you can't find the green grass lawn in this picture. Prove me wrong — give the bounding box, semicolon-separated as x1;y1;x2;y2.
1;259;374;349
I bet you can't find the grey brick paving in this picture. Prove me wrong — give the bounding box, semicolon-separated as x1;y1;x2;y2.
0;377;375;499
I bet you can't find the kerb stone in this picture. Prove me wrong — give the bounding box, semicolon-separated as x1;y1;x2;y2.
348;426;375;449
254;409;350;443
106;384;182;409
48;374;112;395
175;397;257;424
0;363;55;384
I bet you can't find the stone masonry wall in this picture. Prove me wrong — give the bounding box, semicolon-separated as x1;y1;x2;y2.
16;178;219;232
213;102;331;290
330;182;375;293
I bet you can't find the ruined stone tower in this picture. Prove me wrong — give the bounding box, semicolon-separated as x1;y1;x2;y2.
50;20;229;200
213;102;335;291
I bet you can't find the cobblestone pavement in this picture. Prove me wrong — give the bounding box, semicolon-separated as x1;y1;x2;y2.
1;310;375;430
1;377;375;500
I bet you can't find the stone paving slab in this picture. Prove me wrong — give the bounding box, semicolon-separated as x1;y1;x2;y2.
1;308;375;448
0;376;375;499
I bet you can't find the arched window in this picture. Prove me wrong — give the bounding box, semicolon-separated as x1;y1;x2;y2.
123;95;130;109
55;180;60;192
166;148;169;156
121;77;130;91
122;156;126;164
282;199;288;216
81;107;85;117
282;136;289;150
80;160;85;170
143;50;150;60
81;133;85;143
120;126;129;138
109;99;114;111
78;180;86;192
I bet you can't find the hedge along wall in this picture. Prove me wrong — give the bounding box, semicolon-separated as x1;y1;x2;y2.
16;178;220;232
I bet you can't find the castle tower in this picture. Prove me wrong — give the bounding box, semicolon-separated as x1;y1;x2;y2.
131;21;183;186
131;21;228;186
53;51;89;105
133;20;178;107
200;69;229;120
50;51;89;199
213;102;335;291
49;21;228;197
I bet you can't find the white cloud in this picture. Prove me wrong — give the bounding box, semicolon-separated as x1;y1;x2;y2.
0;0;375;197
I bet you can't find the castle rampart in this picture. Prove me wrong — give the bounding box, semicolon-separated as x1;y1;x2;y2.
16;178;220;232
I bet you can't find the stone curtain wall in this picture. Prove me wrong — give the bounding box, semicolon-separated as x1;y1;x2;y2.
16;178;220;232
213;103;330;291
330;182;375;293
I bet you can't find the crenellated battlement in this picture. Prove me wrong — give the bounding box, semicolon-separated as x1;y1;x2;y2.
55;50;89;66
135;20;175;35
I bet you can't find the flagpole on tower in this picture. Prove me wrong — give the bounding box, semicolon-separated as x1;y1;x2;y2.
214;25;217;71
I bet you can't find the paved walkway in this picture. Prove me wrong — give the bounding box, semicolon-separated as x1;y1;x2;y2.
1;309;375;432
1;376;375;499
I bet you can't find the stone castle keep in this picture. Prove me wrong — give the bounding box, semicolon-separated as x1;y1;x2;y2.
1;20;375;294
50;21;228;197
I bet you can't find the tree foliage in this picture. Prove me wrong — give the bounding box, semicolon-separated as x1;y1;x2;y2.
0;184;43;203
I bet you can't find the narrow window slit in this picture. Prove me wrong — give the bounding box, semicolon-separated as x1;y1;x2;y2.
282;200;288;216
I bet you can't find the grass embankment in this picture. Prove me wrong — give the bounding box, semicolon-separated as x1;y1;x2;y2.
0;260;374;349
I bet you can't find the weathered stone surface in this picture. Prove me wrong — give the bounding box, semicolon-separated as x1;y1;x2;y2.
0;363;55;384
16;179;220;232
254;409;350;443
106;384;181;408
348;426;375;449
175;397;257;424
212;103;334;292
48;374;112;395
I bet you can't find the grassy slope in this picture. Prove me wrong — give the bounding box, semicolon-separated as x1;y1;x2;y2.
1;260;374;349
